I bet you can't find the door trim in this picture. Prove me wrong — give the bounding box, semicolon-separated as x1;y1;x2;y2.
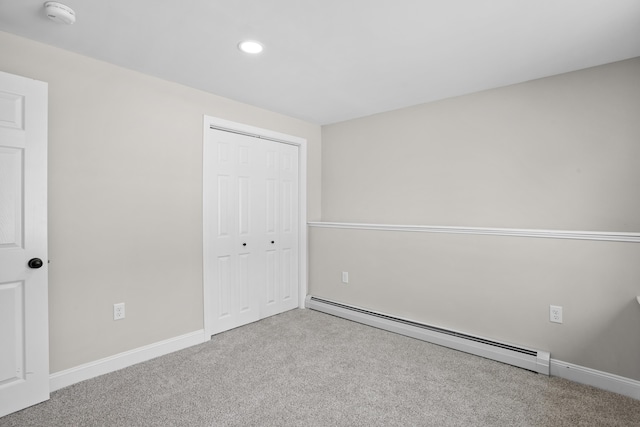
202;116;308;339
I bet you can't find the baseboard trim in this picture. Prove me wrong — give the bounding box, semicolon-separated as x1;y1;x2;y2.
550;359;640;400
49;330;206;392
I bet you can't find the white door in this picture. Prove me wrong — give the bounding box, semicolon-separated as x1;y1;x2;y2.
205;130;262;334
204;125;300;336
0;71;49;417
261;140;299;318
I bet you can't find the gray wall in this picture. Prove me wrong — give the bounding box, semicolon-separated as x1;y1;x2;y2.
312;58;640;380
0;31;321;373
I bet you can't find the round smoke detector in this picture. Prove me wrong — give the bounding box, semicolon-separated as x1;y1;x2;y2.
44;2;76;25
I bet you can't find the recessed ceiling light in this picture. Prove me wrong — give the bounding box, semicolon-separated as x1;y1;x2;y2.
238;40;263;54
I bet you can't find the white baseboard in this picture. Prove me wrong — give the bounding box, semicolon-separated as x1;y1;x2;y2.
49;330;206;392
550;359;640;400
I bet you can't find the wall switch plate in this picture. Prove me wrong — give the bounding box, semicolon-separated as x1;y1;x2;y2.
341;272;349;284
550;305;563;323
114;302;125;320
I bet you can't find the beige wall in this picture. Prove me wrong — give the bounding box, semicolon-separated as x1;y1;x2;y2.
313;58;640;380
0;31;321;373
322;58;640;231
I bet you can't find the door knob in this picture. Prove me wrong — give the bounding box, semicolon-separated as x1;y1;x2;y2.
271;241;275;244
242;243;247;246
28;258;44;269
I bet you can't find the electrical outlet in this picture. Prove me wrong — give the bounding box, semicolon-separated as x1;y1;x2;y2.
114;303;125;320
550;305;563;324
341;272;349;284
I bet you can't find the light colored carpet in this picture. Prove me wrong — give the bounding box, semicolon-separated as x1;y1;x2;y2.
2;309;639;426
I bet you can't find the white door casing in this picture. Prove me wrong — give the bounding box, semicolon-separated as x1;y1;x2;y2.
0;71;49;417
203;116;307;338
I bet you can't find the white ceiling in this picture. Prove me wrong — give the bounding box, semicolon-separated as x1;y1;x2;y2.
1;1;639;125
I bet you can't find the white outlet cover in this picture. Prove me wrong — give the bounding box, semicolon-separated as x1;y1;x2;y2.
550;305;563;324
114;302;125;320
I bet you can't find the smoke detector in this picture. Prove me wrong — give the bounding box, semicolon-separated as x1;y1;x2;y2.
44;2;76;25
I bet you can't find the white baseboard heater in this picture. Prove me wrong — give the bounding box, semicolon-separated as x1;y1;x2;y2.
306;296;550;375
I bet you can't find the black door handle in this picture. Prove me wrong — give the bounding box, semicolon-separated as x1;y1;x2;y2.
242;243;247;246
28;258;44;269
271;241;275;244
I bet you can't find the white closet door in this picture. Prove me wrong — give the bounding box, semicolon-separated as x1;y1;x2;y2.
204;127;300;336
261;141;299;318
206;131;263;335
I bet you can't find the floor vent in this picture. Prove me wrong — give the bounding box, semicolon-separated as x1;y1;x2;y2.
306;296;550;375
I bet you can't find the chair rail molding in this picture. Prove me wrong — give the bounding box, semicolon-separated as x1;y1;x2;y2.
307;222;640;243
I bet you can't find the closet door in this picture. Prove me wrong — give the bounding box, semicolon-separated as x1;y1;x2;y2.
204;128;300;335
206;131;263;335
261;141;299;317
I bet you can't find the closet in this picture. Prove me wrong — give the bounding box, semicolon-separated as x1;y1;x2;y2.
204;124;300;335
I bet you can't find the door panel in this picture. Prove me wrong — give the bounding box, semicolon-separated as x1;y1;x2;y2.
217;256;231;318
217;175;230;237
265;250;277;305
238;254;251;312
265;179;277;234
0;72;49;417
0;281;25;384
282;180;292;233
281;249;293;301
0;148;22;247
238;176;250;235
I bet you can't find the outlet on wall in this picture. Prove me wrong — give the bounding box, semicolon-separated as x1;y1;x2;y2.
114;302;125;320
341;272;349;284
550;305;563;324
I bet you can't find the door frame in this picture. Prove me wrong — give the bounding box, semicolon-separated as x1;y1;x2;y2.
202;115;308;339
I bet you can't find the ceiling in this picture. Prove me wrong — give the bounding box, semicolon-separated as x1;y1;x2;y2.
1;1;639;125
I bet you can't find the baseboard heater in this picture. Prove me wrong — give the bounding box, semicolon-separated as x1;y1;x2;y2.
306;296;550;375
